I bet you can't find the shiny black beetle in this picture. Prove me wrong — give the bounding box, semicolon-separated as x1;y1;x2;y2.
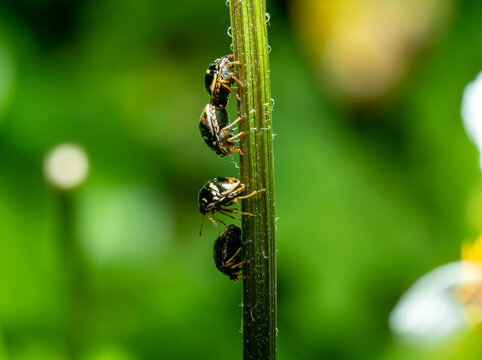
198;177;265;235
199;102;245;157
213;225;245;281
205;54;243;107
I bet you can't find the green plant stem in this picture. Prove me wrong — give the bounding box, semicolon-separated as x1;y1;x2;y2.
229;1;276;359
59;193;85;359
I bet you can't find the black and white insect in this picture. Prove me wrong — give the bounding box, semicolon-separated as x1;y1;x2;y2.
205;54;243;107
198;177;265;235
199;102;246;157
213;225;245;281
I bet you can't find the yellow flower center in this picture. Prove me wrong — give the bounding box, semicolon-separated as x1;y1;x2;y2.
455;236;482;326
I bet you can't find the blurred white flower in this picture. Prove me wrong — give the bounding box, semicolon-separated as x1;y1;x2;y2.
390;238;482;347
43;143;89;190
462;71;482;170
389;262;468;345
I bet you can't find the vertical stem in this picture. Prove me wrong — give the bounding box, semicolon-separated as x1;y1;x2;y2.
229;1;276;359
59;193;85;359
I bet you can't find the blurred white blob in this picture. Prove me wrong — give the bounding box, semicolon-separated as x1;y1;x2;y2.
461;72;482;170
43;143;89;190
389;261;482;346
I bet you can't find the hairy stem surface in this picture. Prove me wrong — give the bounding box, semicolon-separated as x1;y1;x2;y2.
229;1;276;359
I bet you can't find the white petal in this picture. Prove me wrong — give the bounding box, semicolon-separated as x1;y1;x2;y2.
389;261;471;345
461;71;482;170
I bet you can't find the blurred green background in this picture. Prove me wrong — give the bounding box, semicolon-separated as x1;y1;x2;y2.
1;0;482;359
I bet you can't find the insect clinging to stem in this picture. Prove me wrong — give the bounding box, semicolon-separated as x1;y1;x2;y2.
213;224;246;281
198;177;265;235
199;102;246;157
205;54;243;107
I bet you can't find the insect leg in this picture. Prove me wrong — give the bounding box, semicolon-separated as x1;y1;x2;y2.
224;246;243;265
231;272;244;280
210;214;227;226
222;115;244;133
229;146;243;156
227;60;242;66
228;131;247;141
229;73;244;87
233;189;266;202
226;260;247;270
218;208;242;220
221;207;254;217
221;83;241;102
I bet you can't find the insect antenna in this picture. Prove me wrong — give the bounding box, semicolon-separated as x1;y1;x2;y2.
199;214;206;236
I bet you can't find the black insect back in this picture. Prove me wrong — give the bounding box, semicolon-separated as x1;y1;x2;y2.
198;177;265;235
205;54;243;107
213;225;245;281
199;102;246;157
